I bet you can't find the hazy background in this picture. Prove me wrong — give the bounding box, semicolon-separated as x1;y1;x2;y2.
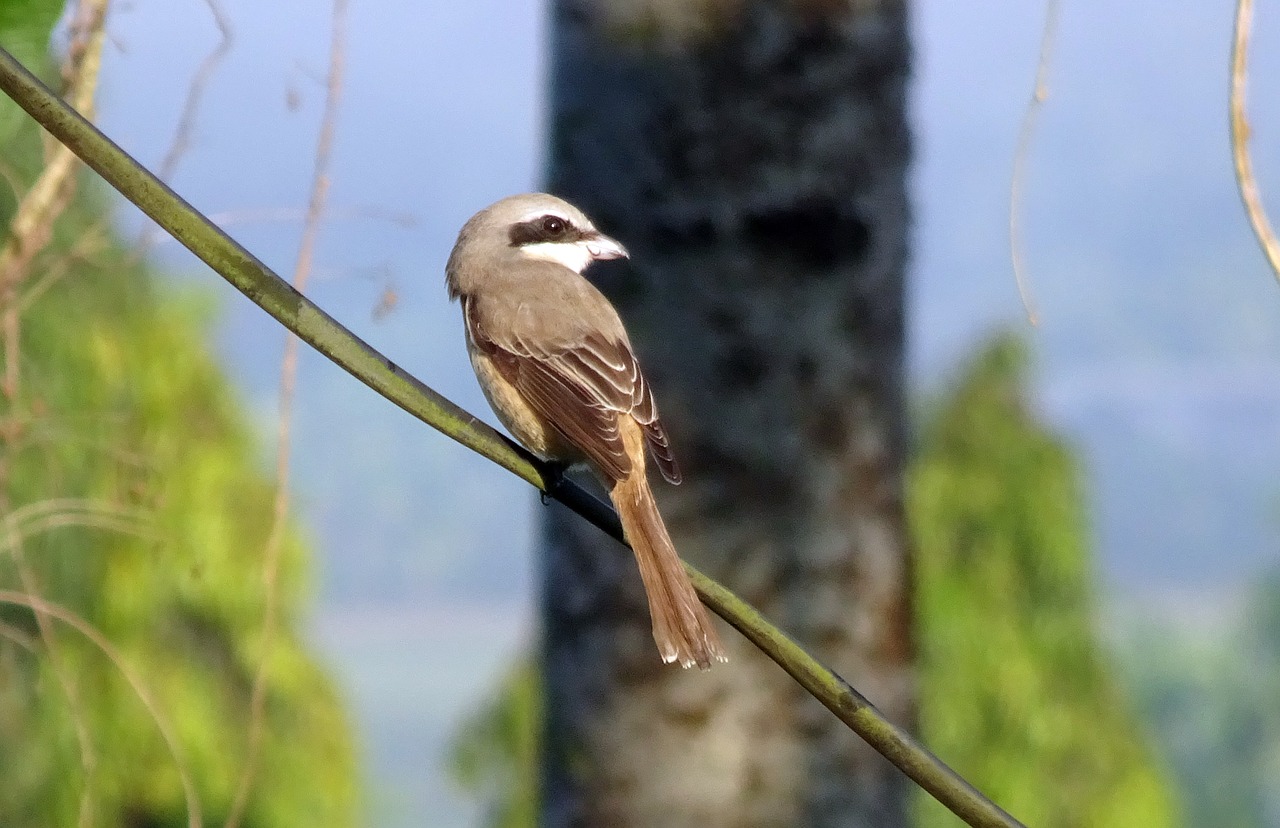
81;0;1280;822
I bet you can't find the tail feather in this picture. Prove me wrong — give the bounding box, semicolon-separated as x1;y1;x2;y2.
612;472;726;669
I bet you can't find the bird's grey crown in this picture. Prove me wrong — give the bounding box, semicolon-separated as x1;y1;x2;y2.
446;193;599;299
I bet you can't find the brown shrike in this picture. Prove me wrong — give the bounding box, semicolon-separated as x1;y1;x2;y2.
446;193;726;669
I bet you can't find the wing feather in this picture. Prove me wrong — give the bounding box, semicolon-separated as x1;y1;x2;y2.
466;277;681;485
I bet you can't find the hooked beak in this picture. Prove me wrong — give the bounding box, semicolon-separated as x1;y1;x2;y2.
585;233;629;261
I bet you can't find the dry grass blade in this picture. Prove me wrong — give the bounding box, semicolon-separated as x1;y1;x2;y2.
2;495;150;827
0;590;203;828
0;618;37;652
157;0;232;181
3;496;146;530
3;498;154;549
1230;0;1280;284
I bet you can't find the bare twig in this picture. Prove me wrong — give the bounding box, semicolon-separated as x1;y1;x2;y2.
145;205;416;239
1008;0;1061;327
15;220;107;315
372;282;399;320
0;618;37;652
0;591;202;828
0;47;1025;828
6;413;155;471
224;1;347;825
157;0;232;182
0;0;107;400
134;0;233;257
1230;0;1280;284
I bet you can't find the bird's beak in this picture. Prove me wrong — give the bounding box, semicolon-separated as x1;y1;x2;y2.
585;234;629;261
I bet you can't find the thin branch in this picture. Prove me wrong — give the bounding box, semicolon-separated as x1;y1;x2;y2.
0;591;203;828
195;205;416;231
0;617;37;652
224;0;346;824
14;221;108;315
1230;0;1280;284
134;0;233;257
1008;0;1060;327
157;0;233;182
0;46;1024;828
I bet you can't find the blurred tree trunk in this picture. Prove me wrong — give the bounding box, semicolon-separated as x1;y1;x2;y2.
540;1;913;826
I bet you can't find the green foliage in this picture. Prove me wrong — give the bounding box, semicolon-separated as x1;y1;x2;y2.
910;333;1178;827
0;6;358;825
1117;575;1280;826
448;661;540;828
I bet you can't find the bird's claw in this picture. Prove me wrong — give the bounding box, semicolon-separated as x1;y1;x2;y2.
540;462;569;505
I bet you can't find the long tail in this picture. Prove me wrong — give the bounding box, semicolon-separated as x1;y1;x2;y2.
611;471;727;669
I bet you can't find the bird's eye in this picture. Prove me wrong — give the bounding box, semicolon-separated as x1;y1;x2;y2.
541;215;566;235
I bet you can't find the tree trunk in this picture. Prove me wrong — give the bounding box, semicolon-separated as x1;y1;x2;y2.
540;1;913;825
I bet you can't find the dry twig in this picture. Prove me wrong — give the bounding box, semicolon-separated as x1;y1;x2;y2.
1230;0;1280;284
134;0;233;257
224;1;347;825
1008;0;1061;326
0;0;108;399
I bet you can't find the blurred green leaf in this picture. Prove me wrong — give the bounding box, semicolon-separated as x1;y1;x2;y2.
449;661;540;828
911;333;1178;828
0;7;359;826
1117;574;1280;827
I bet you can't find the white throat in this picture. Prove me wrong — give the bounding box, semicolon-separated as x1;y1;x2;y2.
518;240;592;274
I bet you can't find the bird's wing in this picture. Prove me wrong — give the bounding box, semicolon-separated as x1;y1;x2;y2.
466;282;681;485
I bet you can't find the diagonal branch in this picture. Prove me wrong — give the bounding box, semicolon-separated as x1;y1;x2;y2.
0;46;1024;828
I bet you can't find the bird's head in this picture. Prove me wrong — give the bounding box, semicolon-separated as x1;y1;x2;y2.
447;193;627;297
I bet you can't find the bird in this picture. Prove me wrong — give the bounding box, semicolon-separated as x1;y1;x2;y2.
445;193;726;669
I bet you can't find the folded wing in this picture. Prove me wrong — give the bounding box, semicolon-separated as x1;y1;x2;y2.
468;301;681;485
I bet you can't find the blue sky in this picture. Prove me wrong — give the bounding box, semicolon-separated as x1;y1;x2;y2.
95;0;1280;589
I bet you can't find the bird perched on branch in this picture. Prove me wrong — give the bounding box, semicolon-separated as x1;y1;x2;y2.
446;193;725;669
